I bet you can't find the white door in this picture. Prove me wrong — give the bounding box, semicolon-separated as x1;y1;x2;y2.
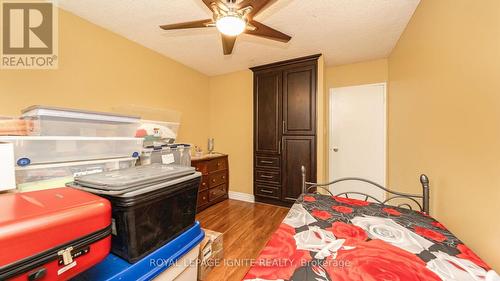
329;83;386;201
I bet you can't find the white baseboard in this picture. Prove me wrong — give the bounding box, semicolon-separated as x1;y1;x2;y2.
228;191;255;203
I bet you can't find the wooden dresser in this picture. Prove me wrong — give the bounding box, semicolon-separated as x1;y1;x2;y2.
191;154;229;212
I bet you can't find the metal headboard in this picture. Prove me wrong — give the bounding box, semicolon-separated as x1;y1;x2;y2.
301;166;430;214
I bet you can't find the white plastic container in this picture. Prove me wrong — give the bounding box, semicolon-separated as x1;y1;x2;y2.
0;136;143;166
22;106;140;137
0;142;16;191
16;157;137;192
150;144;191;166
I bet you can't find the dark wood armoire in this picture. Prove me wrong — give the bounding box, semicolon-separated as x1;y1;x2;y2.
251;54;319;207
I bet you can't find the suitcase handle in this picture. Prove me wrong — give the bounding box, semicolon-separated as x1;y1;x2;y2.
28;268;47;281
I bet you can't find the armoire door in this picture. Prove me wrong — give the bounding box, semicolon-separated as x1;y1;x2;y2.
282;64;317;136
254;70;282;155
281;135;316;203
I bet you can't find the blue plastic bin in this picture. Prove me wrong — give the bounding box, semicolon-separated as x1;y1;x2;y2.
72;221;204;281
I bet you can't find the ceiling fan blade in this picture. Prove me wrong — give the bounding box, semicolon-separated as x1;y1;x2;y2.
239;0;274;18
160;19;214;30
201;0;228;13
245;20;291;42
221;34;237;55
201;0;216;11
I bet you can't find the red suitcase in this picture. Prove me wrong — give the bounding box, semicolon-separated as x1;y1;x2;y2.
0;188;112;281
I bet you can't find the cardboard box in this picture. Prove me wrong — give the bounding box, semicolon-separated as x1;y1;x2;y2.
198;229;223;280
0;119;33;136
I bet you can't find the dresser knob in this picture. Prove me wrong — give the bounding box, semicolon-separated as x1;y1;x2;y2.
222;176;226;179
202;182;206;186
212;179;216;183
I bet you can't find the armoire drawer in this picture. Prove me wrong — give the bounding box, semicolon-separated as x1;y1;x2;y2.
209;184;227;201
255;156;280;169
255;184;280;199
255;170;281;185
209;170;228;188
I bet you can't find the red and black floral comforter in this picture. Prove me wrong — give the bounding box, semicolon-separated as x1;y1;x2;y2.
243;194;498;281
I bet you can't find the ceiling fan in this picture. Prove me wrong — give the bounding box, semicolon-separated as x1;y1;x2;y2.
159;0;291;55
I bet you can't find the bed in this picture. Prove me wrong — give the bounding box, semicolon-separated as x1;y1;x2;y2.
243;167;498;281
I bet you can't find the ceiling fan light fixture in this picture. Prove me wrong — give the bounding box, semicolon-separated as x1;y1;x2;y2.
216;15;246;36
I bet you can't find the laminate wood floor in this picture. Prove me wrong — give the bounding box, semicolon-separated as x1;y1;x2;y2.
196;199;290;281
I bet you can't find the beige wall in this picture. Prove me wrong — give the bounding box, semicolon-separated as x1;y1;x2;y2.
208;70;254;194
0;9;210;146
325;59;388;89
388;0;500;269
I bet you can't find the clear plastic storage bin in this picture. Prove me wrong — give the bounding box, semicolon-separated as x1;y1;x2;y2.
139;148;153;166
149;144;191;166
0;136;143;166
136;119;180;147
22;106;140;137
16;157;137;192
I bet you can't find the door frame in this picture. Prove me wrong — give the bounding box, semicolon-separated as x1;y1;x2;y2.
328;82;387;186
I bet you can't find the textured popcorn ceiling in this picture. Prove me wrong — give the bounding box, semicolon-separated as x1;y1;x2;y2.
58;0;420;76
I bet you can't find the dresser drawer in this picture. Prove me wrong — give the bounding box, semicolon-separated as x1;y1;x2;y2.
256;156;280;169
255;170;281;185
209;184;227;201
255;184;280;199
208;157;228;172
197;190;209;206
193;162;208;175
199;175;209;191
209;170;228;188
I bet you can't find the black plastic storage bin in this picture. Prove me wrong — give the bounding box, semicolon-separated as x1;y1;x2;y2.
107;176;199;262
69;164;201;263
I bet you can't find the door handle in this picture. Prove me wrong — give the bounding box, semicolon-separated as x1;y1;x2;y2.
332;147;339;152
